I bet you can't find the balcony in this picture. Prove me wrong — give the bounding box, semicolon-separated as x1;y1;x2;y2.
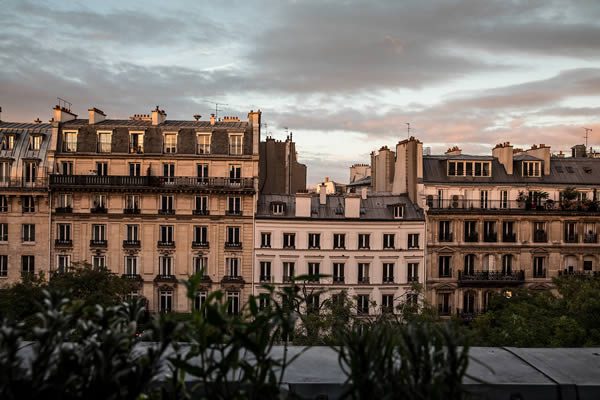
224;242;242;250
122;273;142;281
90;206;107;214
90;239;107;248
357;276;370;284
54;239;73;247
225;210;243;216
584;233;598;243
55;206;73;213
427;197;600;213
158;209;175;216
438;233;453;242
154;274;177;283
49;175;255;193
259;275;272;283
123;208;141;215
0;178;48;190
192;209;210;216
123;240;141;248
333;276;345;283
502;233;517;243
458;270;525;286
221;275;245;288
533;230;547;243
283;275;294;283
564;234;579;243
464;232;478;243
191;241;209;249
483;233;498;243
457;308;480;322
558;270;600;277
533;269;547;278
407;276;419;283
157;241;175;248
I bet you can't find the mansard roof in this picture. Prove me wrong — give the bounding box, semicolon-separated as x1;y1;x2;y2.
61;119;248;130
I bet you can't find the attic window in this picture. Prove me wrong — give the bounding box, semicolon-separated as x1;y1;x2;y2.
566;166;575;173
270;202;285;215
393;204;404;219
29;135;42;151
522;161;541;177
335;206;344;215
556;166;564;173
1;134;15;151
583;167;592;174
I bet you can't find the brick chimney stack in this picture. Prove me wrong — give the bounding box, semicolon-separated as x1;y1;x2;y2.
151;106;166;125
88;107;106;124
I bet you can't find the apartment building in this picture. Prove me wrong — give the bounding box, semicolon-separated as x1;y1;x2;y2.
48;105;260;313
420;142;600;319
254;191;425;315
0;115;54;282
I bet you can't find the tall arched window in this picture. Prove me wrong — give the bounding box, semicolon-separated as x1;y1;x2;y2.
464;254;476;275
502;255;513;275
463;291;476;313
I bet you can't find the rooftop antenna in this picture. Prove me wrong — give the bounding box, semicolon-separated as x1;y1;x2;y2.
584;127;592;148
405;122;410;139
204;100;228;119
57;97;72;111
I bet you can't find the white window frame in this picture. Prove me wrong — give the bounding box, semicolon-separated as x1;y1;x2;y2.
228;133;243;155
97;131;112;153
129;131;145;154
62;131;78;152
163;132;178;154
197;133;211;154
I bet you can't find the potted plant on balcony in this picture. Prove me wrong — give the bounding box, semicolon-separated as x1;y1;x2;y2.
516;191;527;209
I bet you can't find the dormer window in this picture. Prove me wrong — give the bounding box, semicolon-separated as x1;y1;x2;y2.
129;132;144;154
393;204;404;219
197;133;211;154
29;135;42;151
62;131;77;152
522;161;541;177
271;202;285;215
97;131;112;153
163;133;177;154
448;161;491;177
1;134;15;151
229;134;243;155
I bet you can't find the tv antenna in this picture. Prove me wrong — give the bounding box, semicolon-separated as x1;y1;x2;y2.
583;127;592;148
405;122;411;138
57;97;72;111
204;100;228;118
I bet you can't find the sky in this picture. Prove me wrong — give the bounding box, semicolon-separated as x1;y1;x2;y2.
1;0;599;185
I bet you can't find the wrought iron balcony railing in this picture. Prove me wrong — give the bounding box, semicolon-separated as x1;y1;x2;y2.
458;270;525;286
50;175;255;191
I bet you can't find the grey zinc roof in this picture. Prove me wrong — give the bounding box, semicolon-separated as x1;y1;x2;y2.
257;194;424;221
0;121;53;167
61;119;248;130
346;176;372;187
514;153;542;161
423;156;600;186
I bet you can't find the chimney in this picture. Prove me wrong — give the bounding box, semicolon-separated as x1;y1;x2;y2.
344;194;361;218
360;187;368;200
295;192;311;217
34;118;42;124
53;105;77;123
210;114;216;125
151;106;166;125
524;144;551;175
88;107;106;124
492;142;514;175
319;186;327;205
248;109;261;156
445;146;462;156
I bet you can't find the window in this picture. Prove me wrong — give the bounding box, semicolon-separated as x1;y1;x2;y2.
22;255;35;274
333;233;345;249
194;291;207;311
502;255;513;275
439;221;452;241
358;233;370;249
0;223;7;241
283;262;295;282
283;233;295;249
438;293;451;315
92;194;107;211
129;132;144;153
533;257;545;278
383;263;394;283
381;294;394;313
480;190;489;209
260;261;271;282
448;161;492;177
382;233;395;249
125;194;140;212
308;233;320;249
60;161;73;175
227;292;240;315
159;256;173;275
125;256;138;275
58;255;73;273
333;263;345;283
163;133;177;153
464;254;475;275
229;134;243;155
22;195;35;213
358;263;369;283
0;162;10;184
126;224;139;242
92;224;106;242
23;161;37;183
0;195;7;212
197;134;211;154
260;232;271;248
522;161;541;177
407;262;419;282
229;164;241;182
129;162;141;177
193;256;207;275
96;162;108;176
357;294;369;315
162;163;175;183
307;294;320;314
226;226;240;246
159;290;173;313
194;196;208;215
22;224;35;242
408;233;419;249
159;225;174;244
464;221;478;242
564;221;578;243
56;193;73;209
533;222;547;242
484;221;497;242
258;293;270;311
57;223;71;241
197;163;209;182
193;225;208;246
500;190;508;209
439;256;452;277
62;131;77;152
308;262;320;281
227;197;241;215
1;134;14;150
92;255;106;269
97;132;111;153
502;221;516;242
393;205;404;219
226;257;240;277
160;195;174;214
1;255;9;276
271;202;285;215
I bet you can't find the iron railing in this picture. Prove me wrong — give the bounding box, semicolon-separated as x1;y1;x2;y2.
50;175;255;190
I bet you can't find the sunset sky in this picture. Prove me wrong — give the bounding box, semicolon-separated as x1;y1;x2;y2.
1;0;599;184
